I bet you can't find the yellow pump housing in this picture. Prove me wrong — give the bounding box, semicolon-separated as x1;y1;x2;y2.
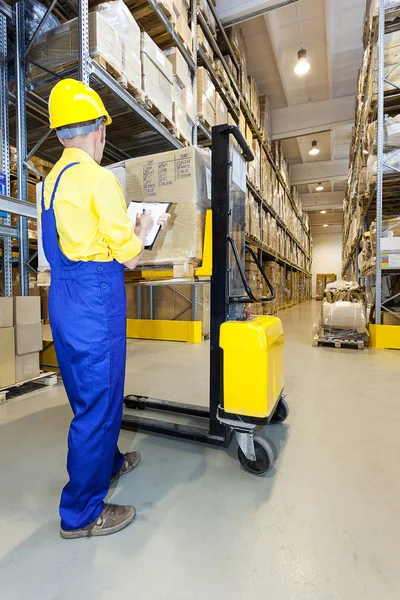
220;316;284;419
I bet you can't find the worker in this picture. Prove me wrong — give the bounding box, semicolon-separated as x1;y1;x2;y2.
42;79;170;539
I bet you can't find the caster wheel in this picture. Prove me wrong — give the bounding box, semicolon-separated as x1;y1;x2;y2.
270;397;289;424
237;435;275;476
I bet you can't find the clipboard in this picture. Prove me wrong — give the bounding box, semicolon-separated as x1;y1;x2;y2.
127;201;172;250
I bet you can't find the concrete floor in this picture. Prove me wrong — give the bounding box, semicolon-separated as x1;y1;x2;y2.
1;300;400;599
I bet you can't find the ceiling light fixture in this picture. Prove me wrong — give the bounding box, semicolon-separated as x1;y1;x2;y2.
294;48;310;75
323;224;328;227
320;210;327;214
316;183;324;191
309;140;320;156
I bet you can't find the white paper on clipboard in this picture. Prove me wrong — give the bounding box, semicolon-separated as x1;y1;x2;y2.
231;149;246;193
127;201;172;250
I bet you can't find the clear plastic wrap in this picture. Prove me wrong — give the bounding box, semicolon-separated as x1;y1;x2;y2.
322;301;367;334
25;0;59;43
367;115;400;154
197;67;215;127
108;147;211;266
28;9;141;91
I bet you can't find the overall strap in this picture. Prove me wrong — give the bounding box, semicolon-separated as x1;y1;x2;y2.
41;161;80;213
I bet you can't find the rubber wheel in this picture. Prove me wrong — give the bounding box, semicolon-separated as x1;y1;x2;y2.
270;397;289;424
237;435;275;476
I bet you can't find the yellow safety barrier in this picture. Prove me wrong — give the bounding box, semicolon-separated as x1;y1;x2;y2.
369;324;400;349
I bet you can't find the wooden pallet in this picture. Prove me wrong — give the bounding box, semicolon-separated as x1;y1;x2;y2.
140;260;201;280
144;99;176;132
197;113;214;131
312;334;368;350
198;42;214;64
93;55;145;103
198;1;217;37
0;372;58;406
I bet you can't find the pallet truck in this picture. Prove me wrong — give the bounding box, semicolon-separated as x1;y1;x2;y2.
122;125;289;476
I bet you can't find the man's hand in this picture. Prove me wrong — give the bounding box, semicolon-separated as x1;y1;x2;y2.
137;210;154;236
157;213;171;230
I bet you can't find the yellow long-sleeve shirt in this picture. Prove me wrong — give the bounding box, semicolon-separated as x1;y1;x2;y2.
42;147;142;263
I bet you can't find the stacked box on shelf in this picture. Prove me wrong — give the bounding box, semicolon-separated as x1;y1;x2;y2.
248;76;260;126
215;92;228;125
239;110;246;140
245;125;253;154
263;262;284;313
223;55;239;83
165;46;194;142
197;67;216;128
316;274;326;300
28;4;141;92
246;192;261;240
175;13;193;54
260;95;271;143
215;60;238;107
141;32;174;122
198;0;217;36
13;297;42;383
247;140;261;189
197;24;214;60
0;298;15;388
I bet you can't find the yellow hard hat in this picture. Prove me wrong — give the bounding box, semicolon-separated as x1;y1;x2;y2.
48;78;112;130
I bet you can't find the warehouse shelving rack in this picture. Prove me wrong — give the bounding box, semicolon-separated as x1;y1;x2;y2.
342;0;400;348
196;0;312;307
1;0;311;313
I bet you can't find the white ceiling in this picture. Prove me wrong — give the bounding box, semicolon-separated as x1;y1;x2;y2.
219;0;366;232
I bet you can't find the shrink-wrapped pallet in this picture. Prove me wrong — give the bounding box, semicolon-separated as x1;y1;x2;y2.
322;301;367;334
108;147;211;267
28;3;141;91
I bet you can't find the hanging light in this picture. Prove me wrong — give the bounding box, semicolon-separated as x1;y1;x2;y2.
320;210;327;214
294;48;310;75
316;183;324;191
323;224;328;227
309;140;320;156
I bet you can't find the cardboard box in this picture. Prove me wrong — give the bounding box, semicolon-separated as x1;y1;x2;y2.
197;25;213;60
108;147;211;266
316;274;326;300
13;296;41;325
197;67;216;127
0;297;13;328
176;14;192;50
165;47;191;89
15;323;43;355
215;92;228;126
197;67;215;108
141;32;173;81
172;82;194;143
15;352;40;384
0;327;16;388
142;54;173;122
382;312;400;326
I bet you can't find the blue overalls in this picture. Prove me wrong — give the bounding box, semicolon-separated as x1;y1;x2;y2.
42;162;126;531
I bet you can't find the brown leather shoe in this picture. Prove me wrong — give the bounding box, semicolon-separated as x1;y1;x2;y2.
110;451;141;485
60;503;135;539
